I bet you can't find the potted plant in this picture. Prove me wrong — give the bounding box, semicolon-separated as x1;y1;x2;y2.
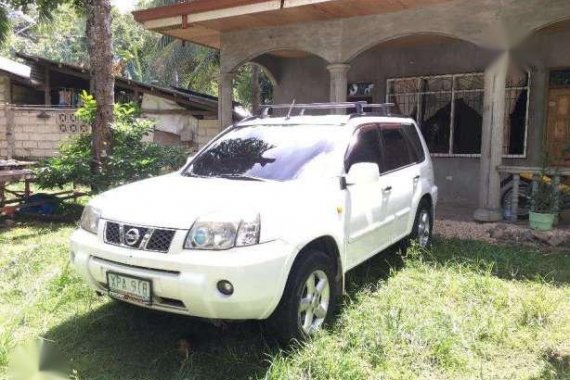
529;160;558;231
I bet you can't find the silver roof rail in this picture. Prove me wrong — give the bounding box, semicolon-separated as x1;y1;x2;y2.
257;101;396;118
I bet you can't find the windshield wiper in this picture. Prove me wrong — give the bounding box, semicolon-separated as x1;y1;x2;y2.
215;174;266;182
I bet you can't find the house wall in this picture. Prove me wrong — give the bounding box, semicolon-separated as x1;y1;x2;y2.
272;56;330;104
268;21;570;204
141;94;197;143
11;83;44;105
141;94;221;150
0;76;10;104
221;0;570;72
217;0;570;206
0;78;222;159
196;119;220;149
0;107;7;157
0;105;220;159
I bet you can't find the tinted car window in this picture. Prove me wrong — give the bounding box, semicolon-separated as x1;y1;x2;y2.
380;124;415;172
345;125;382;173
185;125;347;181
403;123;425;162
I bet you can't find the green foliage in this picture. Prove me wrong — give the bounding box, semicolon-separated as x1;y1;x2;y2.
35;92;187;191
74;90;96;123
7;0;85;19
234;64;274;108
531;154;558;213
1;1;274;113
0;8;10;48
533;179;557;213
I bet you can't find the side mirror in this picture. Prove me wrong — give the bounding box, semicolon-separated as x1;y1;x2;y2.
345;162;380;185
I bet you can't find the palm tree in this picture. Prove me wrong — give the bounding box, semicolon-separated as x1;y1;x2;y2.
140;0;271;109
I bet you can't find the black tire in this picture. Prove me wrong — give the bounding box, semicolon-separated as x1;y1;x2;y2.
265;249;337;343
501;180;531;220
401;199;433;251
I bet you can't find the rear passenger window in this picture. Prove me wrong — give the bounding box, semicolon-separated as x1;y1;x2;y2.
345;125;382;173
380;124;415;172
403;123;426;163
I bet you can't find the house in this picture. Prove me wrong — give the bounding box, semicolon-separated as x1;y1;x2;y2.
133;0;570;222
0;53;237;160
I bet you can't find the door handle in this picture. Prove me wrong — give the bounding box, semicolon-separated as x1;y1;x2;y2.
383;186;392;193
413;175;420;182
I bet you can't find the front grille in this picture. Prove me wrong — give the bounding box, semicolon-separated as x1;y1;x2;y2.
104;221;176;253
123;225;148;248
146;229;176;252
105;222;121;244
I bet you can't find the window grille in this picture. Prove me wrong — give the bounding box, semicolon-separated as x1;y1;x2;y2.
387;72;530;158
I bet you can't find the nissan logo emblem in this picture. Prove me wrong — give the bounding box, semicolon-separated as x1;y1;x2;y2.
125;228;141;246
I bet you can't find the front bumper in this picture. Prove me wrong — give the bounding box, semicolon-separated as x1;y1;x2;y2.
70;228;294;320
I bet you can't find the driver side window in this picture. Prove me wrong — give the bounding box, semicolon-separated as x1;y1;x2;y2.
345;125;382;173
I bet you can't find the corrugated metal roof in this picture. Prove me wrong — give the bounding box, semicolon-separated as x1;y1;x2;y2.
14;53;221;114
0;56;31;79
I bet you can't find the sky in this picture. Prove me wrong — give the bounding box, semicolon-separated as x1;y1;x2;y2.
111;0;138;14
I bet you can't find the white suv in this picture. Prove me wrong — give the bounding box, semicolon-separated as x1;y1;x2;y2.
71;102;437;341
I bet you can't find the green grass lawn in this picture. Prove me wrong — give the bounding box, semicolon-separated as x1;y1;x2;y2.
1;222;569;380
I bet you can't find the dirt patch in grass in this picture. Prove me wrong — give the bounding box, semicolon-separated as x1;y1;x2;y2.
435;217;570;252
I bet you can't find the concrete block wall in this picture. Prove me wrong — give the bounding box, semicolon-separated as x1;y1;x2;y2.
196;119;220;149
0;105;220;159
0;107;90;159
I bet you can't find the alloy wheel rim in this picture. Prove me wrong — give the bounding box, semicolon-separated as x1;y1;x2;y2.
417;210;431;247
298;269;330;335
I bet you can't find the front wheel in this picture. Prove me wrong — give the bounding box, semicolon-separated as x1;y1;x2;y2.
265;250;337;343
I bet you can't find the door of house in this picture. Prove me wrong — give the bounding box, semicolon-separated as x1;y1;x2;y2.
546;88;570;167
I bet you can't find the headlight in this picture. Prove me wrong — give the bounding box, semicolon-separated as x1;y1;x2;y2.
80;205;101;234
185;213;260;250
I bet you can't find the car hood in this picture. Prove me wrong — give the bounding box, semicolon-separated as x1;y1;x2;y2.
93;173;334;230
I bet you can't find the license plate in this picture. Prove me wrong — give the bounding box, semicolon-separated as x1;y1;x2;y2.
106;272;152;305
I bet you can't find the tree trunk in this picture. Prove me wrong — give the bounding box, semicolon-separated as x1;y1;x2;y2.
86;0;114;185
251;64;260;114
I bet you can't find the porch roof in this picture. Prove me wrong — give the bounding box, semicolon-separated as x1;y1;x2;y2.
132;0;454;49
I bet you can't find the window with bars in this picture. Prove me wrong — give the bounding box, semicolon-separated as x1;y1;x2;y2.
386;72;530;157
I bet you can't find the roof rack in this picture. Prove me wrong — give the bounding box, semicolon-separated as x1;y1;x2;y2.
257;101;396;119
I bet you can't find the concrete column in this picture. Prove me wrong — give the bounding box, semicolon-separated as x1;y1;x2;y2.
218;71;234;132
474;53;509;222
327;63;350;103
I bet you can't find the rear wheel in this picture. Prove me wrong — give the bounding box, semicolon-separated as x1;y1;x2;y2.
405;200;433;250
266;250;336;343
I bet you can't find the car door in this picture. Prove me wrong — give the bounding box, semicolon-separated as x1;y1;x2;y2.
344;124;392;269
378;123;420;242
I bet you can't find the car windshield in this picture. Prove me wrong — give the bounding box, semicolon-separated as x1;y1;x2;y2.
184;124;348;181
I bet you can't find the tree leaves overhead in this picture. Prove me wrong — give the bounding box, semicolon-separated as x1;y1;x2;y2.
6;0;85;19
0;8;10;47
0;0;274;108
